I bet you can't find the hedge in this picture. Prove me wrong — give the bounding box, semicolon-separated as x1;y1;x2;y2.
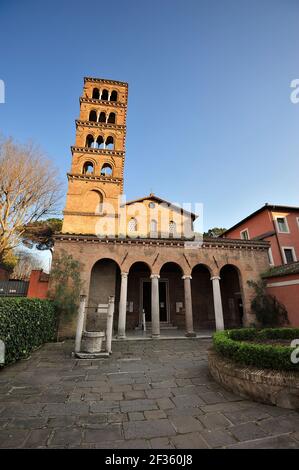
213;328;299;371
0;298;58;366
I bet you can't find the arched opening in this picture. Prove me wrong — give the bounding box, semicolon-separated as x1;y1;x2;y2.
110;90;118;102
128;262;151;329
150;219;158;237
87;258;120;331
85;134;94;148
101;89;109;101
82;161;94;175
191;264;215;330
220;264;243;328
92;88;100;99
169;220;177;238
84;189;103;214
105;136;114;150
89;110;97;122
107;112;116;124
159;262;183;326
96;135;105;149
99;112;106;123
128;217;137;233
100;163;113;176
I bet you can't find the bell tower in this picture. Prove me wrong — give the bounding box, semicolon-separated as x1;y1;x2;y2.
62;77;128;235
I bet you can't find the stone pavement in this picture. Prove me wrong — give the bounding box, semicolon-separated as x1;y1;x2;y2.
0;339;298;449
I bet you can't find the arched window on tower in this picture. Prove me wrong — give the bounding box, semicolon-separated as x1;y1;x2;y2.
169;220;176;238
99;112;106;123
107;112;116;124
85;134;94;148
105;136;114;150
110;90;118;102
101;89;109;101
82;161;94;174
128;218;138;233
89;110;97;122
100;163;113;176
92;88;100;99
96;135;105;149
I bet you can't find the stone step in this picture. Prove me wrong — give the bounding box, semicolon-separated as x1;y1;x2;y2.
135;323;178;331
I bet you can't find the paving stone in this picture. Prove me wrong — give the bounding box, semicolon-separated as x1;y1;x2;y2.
258;416;299;436
171;394;205;408
7;417;47;429
77;414;107;427
0;403;44;418
227;435;299;449
0;429;29;448
144;410;167;420
150;437;175;449
171;432;209;449
124;390;146;400
108;412;128;423
123;419;176;439
230;422;267;441
197;391;226;404
146;388;173;399
48;416;76;428
200;429;237;448
120;399;158;413
128;412;145;421
84;424;123;443
133;383;151;391
223;409;271;424
156;398;175;410
23;429;52;448
111;384;133;392
101;392;123;401
50;428;82;447
170;416;204;433
151;380;177;389
198;412;231;430
90;401;120;413
42;403;89;416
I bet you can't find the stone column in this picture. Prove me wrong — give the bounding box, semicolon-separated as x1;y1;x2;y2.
75;294;87;353
151;274;160;338
182;275;196;337
118;272;128;339
211;276;224;330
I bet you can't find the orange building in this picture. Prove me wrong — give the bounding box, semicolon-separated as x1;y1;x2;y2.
222;204;299;267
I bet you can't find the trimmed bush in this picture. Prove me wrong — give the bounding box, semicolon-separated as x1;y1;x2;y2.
213;328;299;371
0;298;57;366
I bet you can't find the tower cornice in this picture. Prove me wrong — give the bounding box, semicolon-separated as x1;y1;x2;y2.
80;97;127;108
84;77;128;87
67;173;123;184
75;120;126;131
71;146;125;157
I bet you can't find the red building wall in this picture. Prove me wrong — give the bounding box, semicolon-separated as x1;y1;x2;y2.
265;273;299;327
27;270;49;299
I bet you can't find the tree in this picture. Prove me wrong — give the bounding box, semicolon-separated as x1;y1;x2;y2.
10;251;42;280
20;218;63;253
0;135;62;264
203;227;227;238
248;279;289;327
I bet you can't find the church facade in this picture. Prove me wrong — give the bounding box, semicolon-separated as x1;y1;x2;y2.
53;77;270;338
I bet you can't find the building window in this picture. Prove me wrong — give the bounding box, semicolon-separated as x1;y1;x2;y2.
92;88;100;99
110;90;118;102
82;161;94;174
276;217;289;233
282;247;297;264
297;217;299;229
100;163;112;176
150;219;158;235
105;136;114;150
99;112;106;123
85;134;94;148
240;229;249;240
267;247;274;266
89;110;97;122
101;89;109;101
107;112;116;124
128;218;137;232
149;202;155;209
169;220;176;238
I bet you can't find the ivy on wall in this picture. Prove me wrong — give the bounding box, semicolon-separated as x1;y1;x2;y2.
0;298;57;365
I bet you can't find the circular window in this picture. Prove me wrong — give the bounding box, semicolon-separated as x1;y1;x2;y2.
149;202;155;208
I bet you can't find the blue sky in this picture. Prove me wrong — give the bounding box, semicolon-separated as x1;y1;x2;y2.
0;0;299;234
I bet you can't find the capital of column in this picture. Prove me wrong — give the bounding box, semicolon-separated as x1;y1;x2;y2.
182;275;192;280
150;274;160;279
210;276;221;281
121;272;128;278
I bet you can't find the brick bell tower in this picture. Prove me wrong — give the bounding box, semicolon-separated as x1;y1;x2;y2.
62;77;128;235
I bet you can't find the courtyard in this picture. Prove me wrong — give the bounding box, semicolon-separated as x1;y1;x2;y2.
0;338;298;449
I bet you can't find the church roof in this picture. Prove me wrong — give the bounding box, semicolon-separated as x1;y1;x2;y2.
123;193;197;220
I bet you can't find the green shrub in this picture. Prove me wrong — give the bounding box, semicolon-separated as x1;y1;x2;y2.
247;280;289;327
213;328;299;371
0;298;57;366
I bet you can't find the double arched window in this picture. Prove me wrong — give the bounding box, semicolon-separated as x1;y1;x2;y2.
85;135;114;150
